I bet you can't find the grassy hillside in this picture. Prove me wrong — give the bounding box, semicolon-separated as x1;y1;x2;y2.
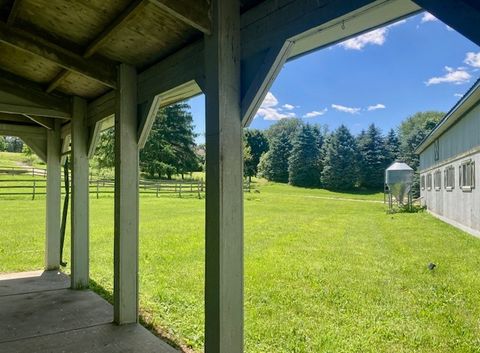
0;151;45;168
1;181;479;353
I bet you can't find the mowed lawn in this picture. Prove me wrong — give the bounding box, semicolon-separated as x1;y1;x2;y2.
1;182;480;352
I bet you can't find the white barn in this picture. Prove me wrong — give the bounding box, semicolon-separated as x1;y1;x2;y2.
416;80;480;237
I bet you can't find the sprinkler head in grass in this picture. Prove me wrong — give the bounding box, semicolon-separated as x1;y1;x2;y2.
427;262;436;271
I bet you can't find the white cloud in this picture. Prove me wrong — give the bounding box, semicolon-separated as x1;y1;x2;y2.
421;12;437;23
331;104;361;114
425;66;471;86
339;28;387;50
282;104;295;110
465;52;480;68
256;92;296;121
338;19;406;50
367;103;386;111
454;93;464;98
303;109;327;118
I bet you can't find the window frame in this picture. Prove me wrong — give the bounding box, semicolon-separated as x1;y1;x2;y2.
444;165;455;191
426;173;432;191
421;174;426;190
459;159;475;192
434;169;442;191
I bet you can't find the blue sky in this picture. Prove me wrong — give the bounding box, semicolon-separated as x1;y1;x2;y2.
188;12;480;143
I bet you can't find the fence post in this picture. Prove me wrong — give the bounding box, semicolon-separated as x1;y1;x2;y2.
179;183;182;198
32;179;36;200
96;179;99;199
156;183;159;197
197;181;201;199
32;167;35;177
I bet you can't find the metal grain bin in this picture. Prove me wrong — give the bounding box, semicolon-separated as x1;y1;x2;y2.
385;161;414;205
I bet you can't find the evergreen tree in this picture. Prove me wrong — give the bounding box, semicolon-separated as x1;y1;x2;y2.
94;128;115;170
265;118;303;143
384;128;399;167
243;136;254;178
5;136;23;152
0;136;6;151
244;129;269;178
320;125;358;190
288;125;321;187
356;124;387;188
141;103;199;179
398;111;443;196
258;129;291;182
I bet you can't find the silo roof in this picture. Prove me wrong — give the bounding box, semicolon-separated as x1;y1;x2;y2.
386;162;414;171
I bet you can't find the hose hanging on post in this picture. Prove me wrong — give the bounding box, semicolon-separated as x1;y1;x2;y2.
60;157;70;267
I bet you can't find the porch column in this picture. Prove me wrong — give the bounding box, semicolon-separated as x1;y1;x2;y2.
45;120;61;270
204;0;244;352
71;96;89;289
113;63;139;324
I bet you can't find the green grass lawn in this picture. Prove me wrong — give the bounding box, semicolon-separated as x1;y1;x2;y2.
1;182;480;352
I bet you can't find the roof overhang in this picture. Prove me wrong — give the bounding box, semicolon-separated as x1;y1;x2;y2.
415;80;480;154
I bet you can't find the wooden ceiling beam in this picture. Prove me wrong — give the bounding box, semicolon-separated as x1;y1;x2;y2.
47;0;149;93
0;22;117;89
0;113;32;125
149;0;211;34
24;114;55;130
0;70;71;118
6;0;22;26
0;122;46;138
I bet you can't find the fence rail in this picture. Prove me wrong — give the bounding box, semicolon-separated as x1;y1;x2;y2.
0;173;251;199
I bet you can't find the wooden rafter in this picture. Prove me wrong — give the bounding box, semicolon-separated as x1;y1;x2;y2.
0;70;71;118
47;0;149;93
6;0;22;26
149;0;211;34
0;22;117;89
0;122;46;138
24;114;55;130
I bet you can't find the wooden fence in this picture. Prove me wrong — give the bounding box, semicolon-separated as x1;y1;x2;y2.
0;169;251;199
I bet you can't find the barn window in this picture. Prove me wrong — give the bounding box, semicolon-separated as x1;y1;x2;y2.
444;165;455;191
421;175;426;190
459;160;475;191
434;139;440;161
427;173;432;191
434;170;441;190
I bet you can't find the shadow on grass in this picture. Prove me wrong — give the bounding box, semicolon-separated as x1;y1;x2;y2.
89;278;196;353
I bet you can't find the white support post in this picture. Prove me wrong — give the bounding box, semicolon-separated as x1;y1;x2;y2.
45;120;61;270
71;96;89;289
114;63;139;324
204;0;244;352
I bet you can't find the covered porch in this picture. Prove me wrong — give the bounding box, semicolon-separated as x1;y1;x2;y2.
0;270;177;353
0;0;478;352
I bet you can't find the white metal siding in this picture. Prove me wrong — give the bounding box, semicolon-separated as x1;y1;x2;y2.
420;102;480;171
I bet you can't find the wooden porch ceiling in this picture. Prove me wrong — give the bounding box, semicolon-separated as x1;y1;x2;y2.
0;0;264;102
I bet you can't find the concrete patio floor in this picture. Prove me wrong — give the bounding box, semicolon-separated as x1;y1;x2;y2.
0;270;179;353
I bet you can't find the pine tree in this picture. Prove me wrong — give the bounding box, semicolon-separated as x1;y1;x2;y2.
141;103;199;179
258;129;291;182
384;128;399;167
320;125;358;190
288;125;321;187
356;124;387;188
398;111;444;196
0;136;6;152
244;129;269;178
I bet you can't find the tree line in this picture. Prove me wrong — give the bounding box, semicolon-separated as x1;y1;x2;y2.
244;111;444;195
2;102;442;196
0;136;23;153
